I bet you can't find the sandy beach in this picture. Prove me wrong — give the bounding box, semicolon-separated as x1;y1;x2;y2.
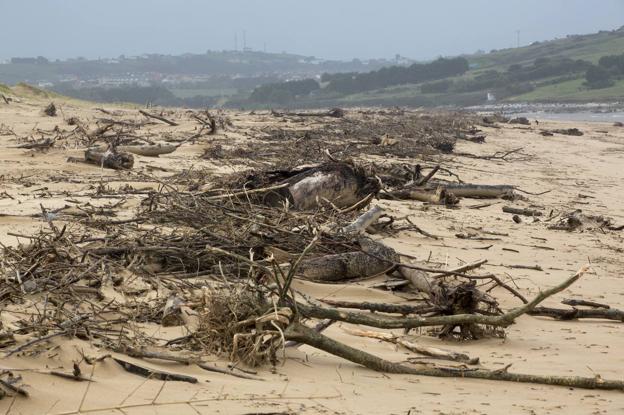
0;95;623;415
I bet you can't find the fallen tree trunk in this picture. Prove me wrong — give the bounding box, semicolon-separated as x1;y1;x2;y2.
528;306;624;322
118;143;178;157
384;187;458;205
84;148;134;170
263;162;380;210
283;322;624;391
436;183;515;199
297;238;398;282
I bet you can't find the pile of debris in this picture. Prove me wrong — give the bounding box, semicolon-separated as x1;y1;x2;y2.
1;105;623;400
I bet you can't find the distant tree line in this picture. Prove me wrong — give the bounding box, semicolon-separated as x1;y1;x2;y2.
321;57;469;94
420;57;592;97
584;52;624;89
249;79;320;104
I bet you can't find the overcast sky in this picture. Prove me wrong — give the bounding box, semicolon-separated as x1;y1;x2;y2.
1;0;622;61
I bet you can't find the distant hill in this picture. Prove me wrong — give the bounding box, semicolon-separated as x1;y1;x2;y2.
240;26;624;108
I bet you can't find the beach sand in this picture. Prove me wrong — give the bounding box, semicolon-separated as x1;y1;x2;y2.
0;96;622;414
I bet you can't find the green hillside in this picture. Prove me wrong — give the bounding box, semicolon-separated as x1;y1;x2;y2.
469;29;624;71
242;26;624;108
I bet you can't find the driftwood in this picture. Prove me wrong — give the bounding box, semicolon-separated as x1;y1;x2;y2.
384;187;458;205
341;205;383;234
319;299;438;315
298;238;398;282
138;109;179;126
118;143;178;157
548;210;612;231
283;322;624;391
438;183;515;199
263;162;380;210
551;128;583;136
272;108;344;118
84;148;134;170
528;306;624;322
344;327;479;364
44;102;57;116
112;357;198;383
298;266;589;329
11;138;54;150
502;206;543;216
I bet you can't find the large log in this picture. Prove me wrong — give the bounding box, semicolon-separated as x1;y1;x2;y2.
118;143;178;157
385;187;458;205
263;162;380;210
437;183;515;199
84;148;134;170
298;238;398;282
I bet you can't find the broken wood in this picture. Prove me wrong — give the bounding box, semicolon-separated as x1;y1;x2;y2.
502;206;543;216
384;187;458;205
138;109;179;126
263;162;380;210
272;108;344;118
118;143;178;157
344;327;479;364
297;238;398;282
84;148;134;170
112;357;198;383
298;265;590;329
438;183;515;199
528;306;624;322
341;205;383;234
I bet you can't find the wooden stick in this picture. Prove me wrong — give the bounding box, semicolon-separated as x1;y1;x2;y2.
344;327;479;364
319;299;438;315
112;357;197;383
138;110;179;126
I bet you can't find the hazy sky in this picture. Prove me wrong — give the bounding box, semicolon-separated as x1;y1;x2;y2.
1;0;622;61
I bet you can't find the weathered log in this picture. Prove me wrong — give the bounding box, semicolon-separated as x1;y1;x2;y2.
341;205;383;234
118;143;178;157
272;108;344;118
528;306;624;322
264;162;380;210
298;238;398;282
162;296;184;326
345;327;479;364
502;206;543;216
84;148;134;170
437;183;515;199
384;187;458;205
